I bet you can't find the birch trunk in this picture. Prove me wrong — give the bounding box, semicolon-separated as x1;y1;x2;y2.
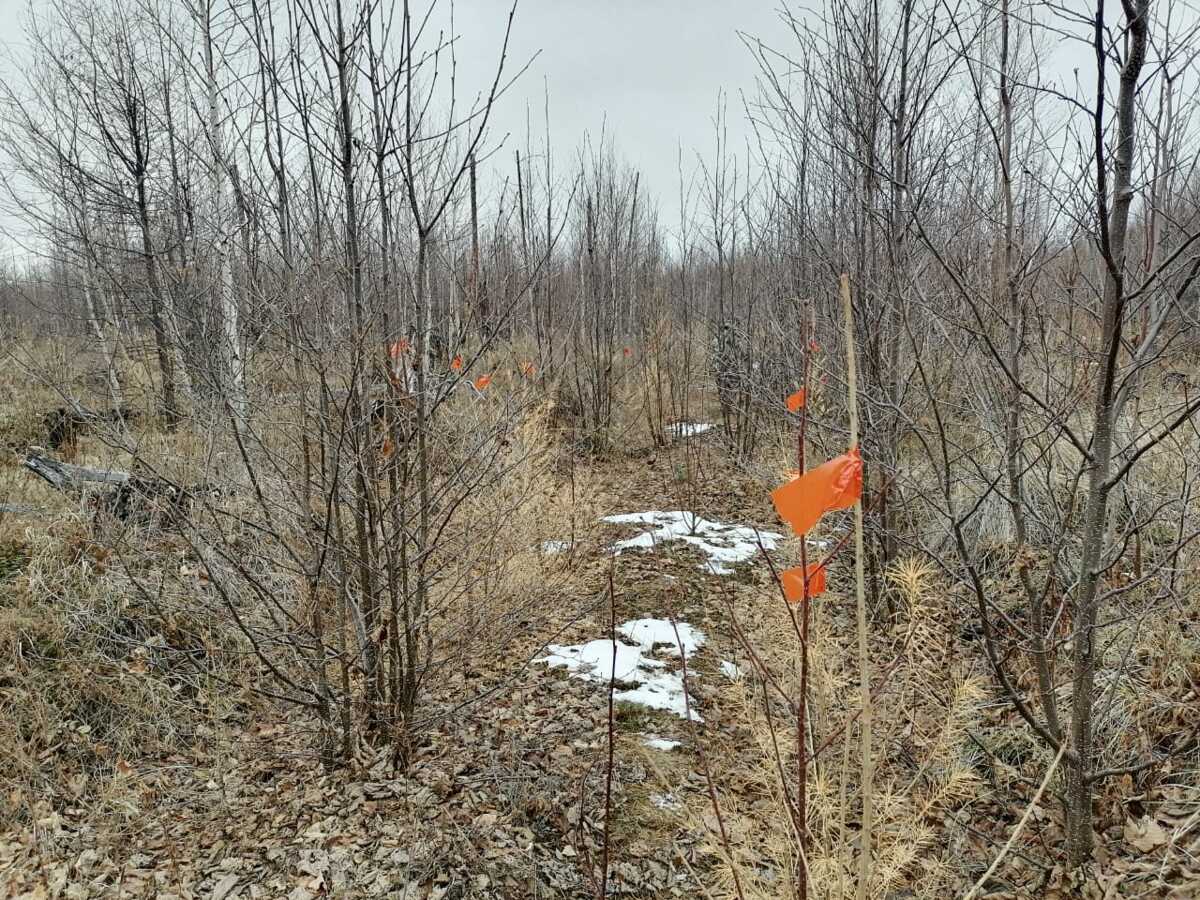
203;0;247;426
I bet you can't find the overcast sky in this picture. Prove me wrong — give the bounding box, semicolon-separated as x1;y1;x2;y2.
0;0;1178;262
436;0;781;223
0;0;781;259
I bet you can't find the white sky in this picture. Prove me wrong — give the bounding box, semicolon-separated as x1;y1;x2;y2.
1;0;1193;262
441;0;780;221
0;0;781;260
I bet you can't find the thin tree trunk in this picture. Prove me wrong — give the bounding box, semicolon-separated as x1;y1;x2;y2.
334;0;380;721
1065;0;1149;866
203;0;247;425
135;172;186;427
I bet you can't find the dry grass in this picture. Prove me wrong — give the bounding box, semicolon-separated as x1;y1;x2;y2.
2;328;1199;896
0;513;248;824
663;555;987;899
0;347;610;825
431;394;604;670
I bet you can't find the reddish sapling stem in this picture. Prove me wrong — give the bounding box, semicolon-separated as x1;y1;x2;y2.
599;563;617;899
664;589;747;900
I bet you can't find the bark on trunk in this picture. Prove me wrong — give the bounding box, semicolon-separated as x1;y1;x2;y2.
1065;0;1149;866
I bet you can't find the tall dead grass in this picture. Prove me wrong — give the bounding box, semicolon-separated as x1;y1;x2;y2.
0;515;247;823
677;555;985;898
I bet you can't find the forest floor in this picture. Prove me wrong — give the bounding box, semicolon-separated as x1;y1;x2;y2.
2;424;1199;899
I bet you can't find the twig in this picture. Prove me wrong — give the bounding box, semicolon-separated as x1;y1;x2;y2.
963;742;1066;900
841;273;874;900
665;593;747;900
599;563;617;899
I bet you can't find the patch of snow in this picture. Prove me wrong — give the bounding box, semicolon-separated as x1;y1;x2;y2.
541;540;570;555
602;510;782;575
667;421;714;438
642;735;682;751
617;674;700;720
618;618;705;657
719;660;744;682
536;617;707;721
807;538;832;551
538;639;663;683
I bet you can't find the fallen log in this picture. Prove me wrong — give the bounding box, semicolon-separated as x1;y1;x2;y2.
22;453;220;522
0;503;45;517
23;454;132;491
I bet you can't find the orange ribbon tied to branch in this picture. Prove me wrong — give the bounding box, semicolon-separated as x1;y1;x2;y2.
782;563;827;603
786;388;806;413
770;447;862;537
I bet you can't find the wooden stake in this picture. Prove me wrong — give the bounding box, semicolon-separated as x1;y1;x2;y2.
796;301;813;900
840;273;873;900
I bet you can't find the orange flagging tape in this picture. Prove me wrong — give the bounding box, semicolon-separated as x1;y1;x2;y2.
782;563;827;602
770;447;862;536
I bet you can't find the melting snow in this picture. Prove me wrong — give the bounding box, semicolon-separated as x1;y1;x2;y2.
541;540;570;555
616;675;700;719
538;639;660;683
603;510;782;575
720;660;744;681
642;735;682;751
618;618;705;657
667;422;714;438
536;617;707;720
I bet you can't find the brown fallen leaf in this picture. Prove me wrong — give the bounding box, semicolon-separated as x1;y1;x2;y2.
1124;816;1169;853
210;873;241;900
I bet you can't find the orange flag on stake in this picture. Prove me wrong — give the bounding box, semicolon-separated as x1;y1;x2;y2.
451;355;464;372
770;447;862;536
474;374;493;391
786;389;806;413
520;361;536;377
782;563;827;603
388;338;410;359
